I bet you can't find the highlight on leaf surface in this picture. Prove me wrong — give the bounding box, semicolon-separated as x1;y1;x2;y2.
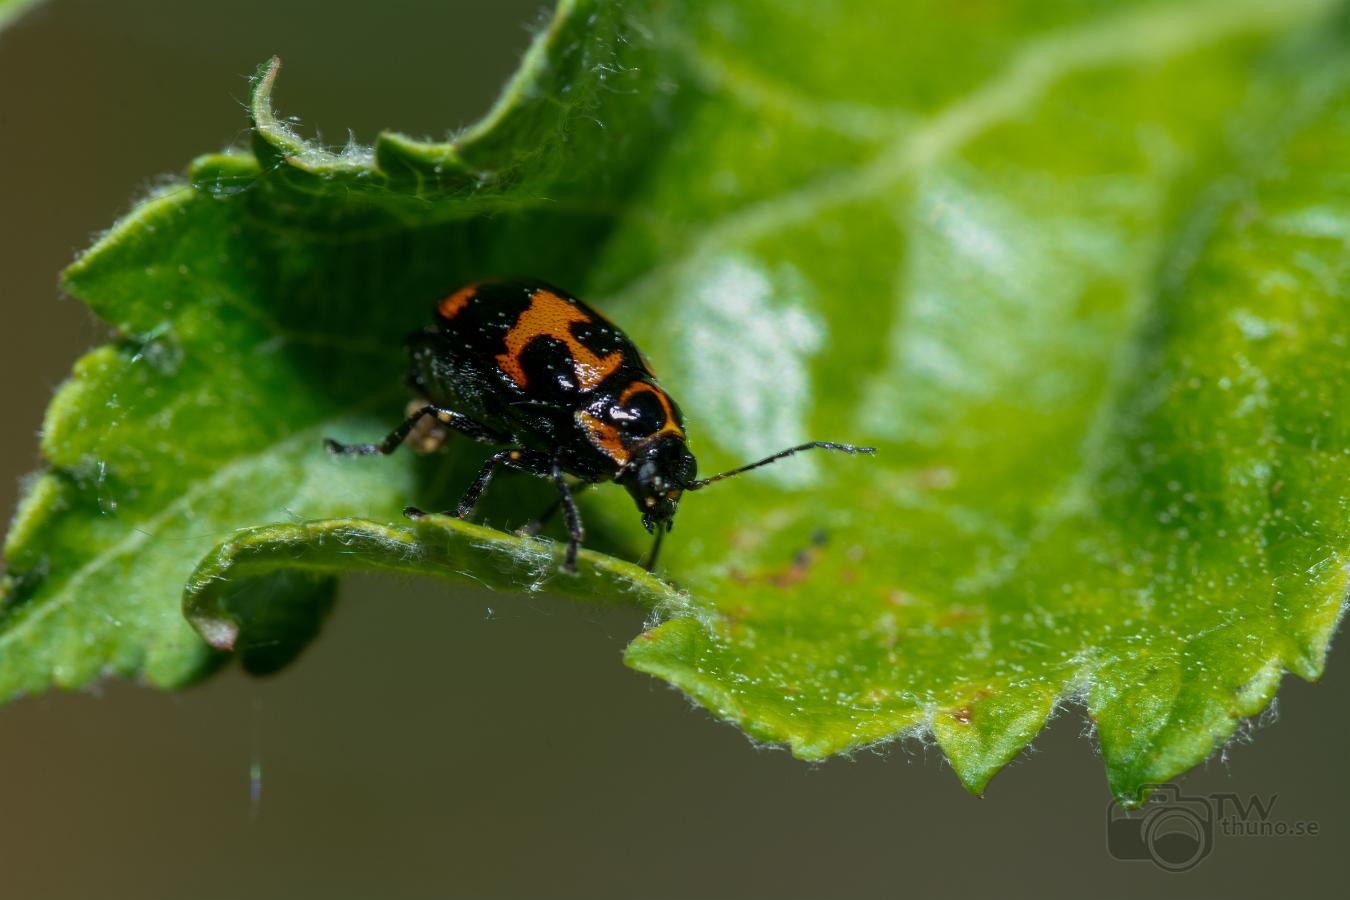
3;0;1349;805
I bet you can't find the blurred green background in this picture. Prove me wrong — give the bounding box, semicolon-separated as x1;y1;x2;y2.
0;2;1344;898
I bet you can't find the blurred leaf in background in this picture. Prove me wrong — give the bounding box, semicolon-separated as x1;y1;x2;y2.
0;0;40;30
2;0;1348;804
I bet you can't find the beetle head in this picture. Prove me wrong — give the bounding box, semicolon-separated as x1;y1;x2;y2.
618;435;697;532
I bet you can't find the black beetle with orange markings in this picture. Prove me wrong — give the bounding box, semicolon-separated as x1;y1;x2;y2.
326;279;874;572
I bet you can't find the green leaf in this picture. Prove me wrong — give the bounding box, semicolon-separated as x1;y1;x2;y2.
1;2;669;695
182;516;680;661
4;0;1349;804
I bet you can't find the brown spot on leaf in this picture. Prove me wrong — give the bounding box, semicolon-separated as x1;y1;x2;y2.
734;530;830;589
728;530;757;551
915;467;957;489
949;690;993;725
938;608;985;627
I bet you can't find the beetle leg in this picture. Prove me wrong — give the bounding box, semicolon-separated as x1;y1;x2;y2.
518;481;594;536
640;522;667;572
325;404;506;456
436;449;543;520
551;462;584;574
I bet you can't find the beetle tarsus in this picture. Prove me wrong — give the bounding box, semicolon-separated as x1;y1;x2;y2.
325;437;380;456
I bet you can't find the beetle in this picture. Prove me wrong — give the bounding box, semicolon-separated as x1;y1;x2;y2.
325;279;874;572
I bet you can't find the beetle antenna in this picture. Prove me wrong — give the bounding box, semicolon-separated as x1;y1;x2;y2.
641;521;668;571
685;442;876;490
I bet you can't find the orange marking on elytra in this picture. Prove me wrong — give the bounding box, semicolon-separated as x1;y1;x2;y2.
618;381;684;439
439;285;477;320
496;289;623;391
575;411;631;466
